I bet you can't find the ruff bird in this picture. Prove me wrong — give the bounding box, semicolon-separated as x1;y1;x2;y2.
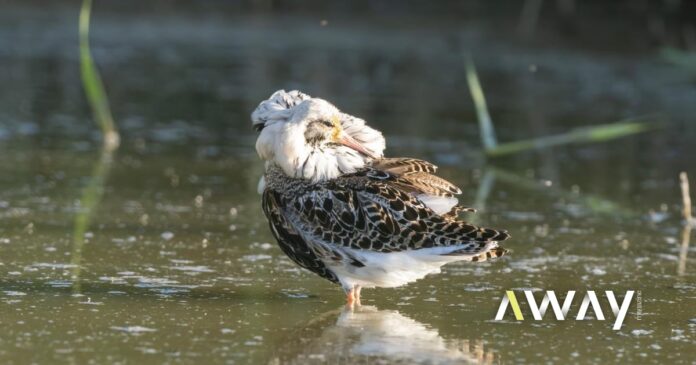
253;90;509;306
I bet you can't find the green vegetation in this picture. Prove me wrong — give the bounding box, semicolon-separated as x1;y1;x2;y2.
464;57;497;152
485;119;655;157
464;57;651;218
79;0;119;151
464;58;656;157
71;0;119;292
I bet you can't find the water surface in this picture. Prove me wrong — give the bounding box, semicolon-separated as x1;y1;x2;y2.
1;2;695;364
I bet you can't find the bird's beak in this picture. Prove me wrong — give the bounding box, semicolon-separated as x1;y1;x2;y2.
338;133;378;159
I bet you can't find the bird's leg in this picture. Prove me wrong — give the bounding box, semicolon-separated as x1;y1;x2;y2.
354;285;362;306
345;287;356;308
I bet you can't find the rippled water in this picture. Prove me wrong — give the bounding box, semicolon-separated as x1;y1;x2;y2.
1;2;696;364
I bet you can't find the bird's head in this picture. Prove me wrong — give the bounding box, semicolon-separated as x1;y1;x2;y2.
252;90;385;182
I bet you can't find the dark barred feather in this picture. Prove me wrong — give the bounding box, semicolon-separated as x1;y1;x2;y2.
442;204;477;220
262;190;340;283
263;166;510;259
449;246;509;260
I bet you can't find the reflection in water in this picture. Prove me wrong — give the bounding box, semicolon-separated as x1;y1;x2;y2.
491;167;637;219
678;172;693;276
678;223;690;276
271;306;497;365
69;147;115;293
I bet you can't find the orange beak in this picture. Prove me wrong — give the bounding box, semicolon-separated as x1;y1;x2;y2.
338;133;377;159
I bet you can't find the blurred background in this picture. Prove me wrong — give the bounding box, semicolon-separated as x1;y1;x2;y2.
1;1;695;364
3;0;696;154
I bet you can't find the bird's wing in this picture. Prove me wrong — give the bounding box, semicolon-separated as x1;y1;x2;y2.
272;168;509;255
371;158;460;195
262;189;340;283
372;157;471;216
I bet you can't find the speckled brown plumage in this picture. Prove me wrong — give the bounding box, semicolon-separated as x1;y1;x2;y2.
262;160;510;284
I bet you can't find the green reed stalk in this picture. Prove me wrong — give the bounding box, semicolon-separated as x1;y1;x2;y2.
72;0;119;292
465;57;498;152
464;57;656;157
79;0;119;150
486;120;654;157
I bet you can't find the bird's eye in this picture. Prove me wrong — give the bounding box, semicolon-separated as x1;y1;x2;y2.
321;120;334;127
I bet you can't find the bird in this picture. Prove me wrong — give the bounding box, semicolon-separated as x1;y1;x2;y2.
252;90;510;306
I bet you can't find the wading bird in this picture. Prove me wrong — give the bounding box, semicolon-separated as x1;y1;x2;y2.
253;90;509;306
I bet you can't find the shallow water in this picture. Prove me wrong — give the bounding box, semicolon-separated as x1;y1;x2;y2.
2;2;696;364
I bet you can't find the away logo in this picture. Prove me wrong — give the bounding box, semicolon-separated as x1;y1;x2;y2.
494;290;637;330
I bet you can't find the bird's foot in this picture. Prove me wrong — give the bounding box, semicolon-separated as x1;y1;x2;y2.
345;288;355;309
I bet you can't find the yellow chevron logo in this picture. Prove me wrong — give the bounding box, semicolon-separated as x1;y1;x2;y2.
505;290;524;320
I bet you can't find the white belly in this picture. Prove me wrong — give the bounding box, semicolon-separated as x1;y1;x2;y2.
326;245;490;290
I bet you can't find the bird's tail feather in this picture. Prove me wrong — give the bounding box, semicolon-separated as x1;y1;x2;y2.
444;245;508;262
469;247;508;262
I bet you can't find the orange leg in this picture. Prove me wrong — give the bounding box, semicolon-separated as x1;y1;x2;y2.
345;287;355;308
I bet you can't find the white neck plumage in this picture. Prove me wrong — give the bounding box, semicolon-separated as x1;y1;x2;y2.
253;89;386;182
288;144;368;182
